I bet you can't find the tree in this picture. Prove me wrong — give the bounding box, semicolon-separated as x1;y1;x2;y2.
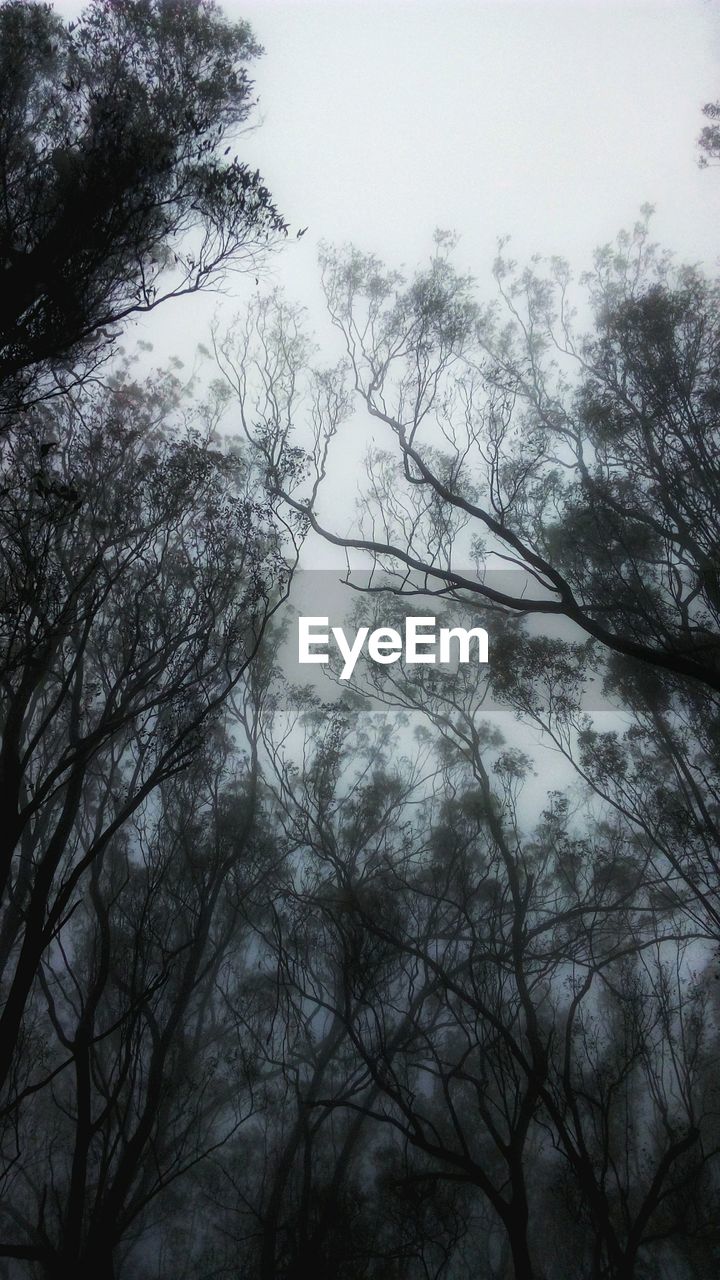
180;692;475;1280
488;627;720;943
0;0;286;417
699;100;720;166
225;222;720;944
0;728;272;1280
243;219;720;695
252;646;720;1280
0;366;296;1123
208;214;720;1275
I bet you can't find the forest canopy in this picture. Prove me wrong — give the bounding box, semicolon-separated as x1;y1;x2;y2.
0;3;718;1280
0;0;286;417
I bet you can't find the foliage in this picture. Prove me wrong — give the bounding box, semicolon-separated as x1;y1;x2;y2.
0;0;286;416
256;216;720;694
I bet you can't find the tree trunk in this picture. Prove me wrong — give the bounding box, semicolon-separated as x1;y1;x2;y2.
505;1204;535;1280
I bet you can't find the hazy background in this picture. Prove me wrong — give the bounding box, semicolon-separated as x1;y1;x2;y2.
125;0;720;557
51;0;720;562
145;0;720;331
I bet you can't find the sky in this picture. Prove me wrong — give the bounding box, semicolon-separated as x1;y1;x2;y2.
236;0;719;273
49;0;720;572
99;0;720;558
107;0;720;370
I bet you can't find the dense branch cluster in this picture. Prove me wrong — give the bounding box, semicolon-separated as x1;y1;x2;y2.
0;0;287;417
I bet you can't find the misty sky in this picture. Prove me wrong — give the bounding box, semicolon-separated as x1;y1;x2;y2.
238;0;720;576
50;0;720;574
238;0;719;273
206;0;719;777
97;0;719;551
101;0;720;361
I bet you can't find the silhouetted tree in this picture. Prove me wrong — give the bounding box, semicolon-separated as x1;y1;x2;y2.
248;218;720;694
176;695;472;1280
254;663;720;1280
0;0;286;417
699;98;720;166
0;723;274;1279
0;367;295;1126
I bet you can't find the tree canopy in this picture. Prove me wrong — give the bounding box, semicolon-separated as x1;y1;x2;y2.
0;4;719;1279
252;218;720;693
0;0;286;417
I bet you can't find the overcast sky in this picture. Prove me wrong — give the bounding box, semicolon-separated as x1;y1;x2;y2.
105;0;718;519
229;0;720;566
51;0;720;568
110;0;720;363
239;0;719;267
